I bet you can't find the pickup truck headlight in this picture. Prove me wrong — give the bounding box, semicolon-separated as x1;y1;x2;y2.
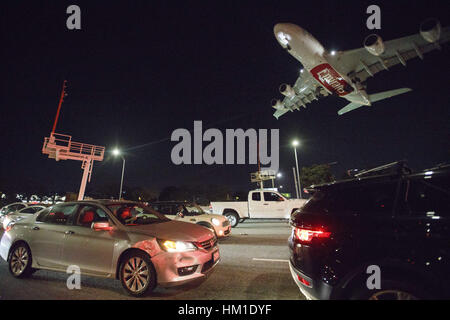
158;239;197;252
211;218;220;226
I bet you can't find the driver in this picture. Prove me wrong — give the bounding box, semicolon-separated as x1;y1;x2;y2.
176;205;185;218
117;206;136;224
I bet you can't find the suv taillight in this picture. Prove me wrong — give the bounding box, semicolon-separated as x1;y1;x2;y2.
294;227;331;243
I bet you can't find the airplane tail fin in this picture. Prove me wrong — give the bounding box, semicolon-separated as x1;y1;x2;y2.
338;88;412;115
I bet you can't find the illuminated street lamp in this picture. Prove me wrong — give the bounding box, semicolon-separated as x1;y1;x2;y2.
113;148;126;200
292;140;302;199
276;172;282;178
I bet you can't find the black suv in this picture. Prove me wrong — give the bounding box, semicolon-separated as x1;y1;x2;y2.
289;162;450;300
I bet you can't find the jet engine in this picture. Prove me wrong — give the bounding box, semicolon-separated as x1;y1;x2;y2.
279;84;296;98
364;34;385;56
271;99;285;110
420;18;441;43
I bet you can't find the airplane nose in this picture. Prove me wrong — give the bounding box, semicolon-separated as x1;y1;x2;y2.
273;23;303;47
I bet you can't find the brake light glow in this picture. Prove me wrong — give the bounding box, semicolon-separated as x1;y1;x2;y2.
294;227;331;242
297;274;311;287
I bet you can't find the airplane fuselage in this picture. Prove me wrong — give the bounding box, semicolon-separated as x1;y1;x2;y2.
274;23;371;106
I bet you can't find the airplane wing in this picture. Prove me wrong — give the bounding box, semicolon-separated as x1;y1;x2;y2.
335;26;450;83
272;69;329;119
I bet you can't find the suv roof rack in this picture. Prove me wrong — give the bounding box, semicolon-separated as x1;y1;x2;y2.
354;160;412;178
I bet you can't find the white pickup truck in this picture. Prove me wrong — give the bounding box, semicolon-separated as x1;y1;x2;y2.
210;189;307;227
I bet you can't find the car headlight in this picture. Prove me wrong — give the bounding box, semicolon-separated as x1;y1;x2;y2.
158;239;197;252
211;218;220;226
3;217;11;229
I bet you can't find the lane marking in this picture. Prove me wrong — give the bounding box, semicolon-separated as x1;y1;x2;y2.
252;258;289;263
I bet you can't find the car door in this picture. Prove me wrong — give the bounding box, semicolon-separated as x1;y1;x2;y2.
248;191;264;218
60;204;117;276
251;191;286;218
395;175;450;287
31;204;78;269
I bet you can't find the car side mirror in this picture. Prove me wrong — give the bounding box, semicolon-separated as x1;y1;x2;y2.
92;221;114;231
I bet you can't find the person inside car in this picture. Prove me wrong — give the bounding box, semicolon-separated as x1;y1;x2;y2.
117;206;137;225
176;205;185;218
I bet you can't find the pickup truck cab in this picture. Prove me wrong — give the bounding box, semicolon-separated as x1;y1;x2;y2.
210;189;307;227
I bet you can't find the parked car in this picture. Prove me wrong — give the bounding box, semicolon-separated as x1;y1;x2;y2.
211;189;307;227
0;202;28;228
2;205;47;230
288;162;450;300
0;200;220;296
150;201;231;238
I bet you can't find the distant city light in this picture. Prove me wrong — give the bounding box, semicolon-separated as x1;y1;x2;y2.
277;173;282;178
330;50;336;56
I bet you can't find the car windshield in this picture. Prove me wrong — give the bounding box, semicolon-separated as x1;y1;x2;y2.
107;203;170;226
184;204;205;216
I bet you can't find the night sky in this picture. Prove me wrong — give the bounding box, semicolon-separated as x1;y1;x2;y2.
1;0;449;196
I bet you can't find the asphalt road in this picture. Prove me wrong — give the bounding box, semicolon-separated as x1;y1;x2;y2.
0;220;306;300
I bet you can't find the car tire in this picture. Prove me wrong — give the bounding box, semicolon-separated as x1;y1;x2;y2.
119;250;156;297
8;243;33;278
349;279;429;300
224;211;239;228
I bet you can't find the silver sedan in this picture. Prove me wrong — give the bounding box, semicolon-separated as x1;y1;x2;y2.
0;200;220;296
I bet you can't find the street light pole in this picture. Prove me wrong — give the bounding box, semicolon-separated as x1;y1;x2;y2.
119;156;125;200
292;167;299;199
113;149;126;200
292;140;302;199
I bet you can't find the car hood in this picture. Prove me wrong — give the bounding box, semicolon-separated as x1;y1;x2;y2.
126;220;214;242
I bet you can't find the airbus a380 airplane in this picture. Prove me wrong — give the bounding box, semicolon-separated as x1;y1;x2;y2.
271;19;450;119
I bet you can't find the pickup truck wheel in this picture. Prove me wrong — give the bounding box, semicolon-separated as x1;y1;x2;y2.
224;212;239;228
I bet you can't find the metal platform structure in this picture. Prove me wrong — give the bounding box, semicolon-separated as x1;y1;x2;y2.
42;81;106;201
42;133;105;200
250;170;276;189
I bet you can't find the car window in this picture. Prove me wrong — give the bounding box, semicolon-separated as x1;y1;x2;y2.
184;205;204;216
252;192;261;201
263;192;283;202
3;204;25;214
403;177;450;217
108;203;170;226
36;204;78;225
15;204;26;211
75;205;110;228
18;207;39;214
303;181;398;216
157;205;175;215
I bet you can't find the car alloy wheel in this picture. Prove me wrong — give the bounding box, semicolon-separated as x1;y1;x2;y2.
123;257;150;293
9;245;30;277
368;290;418;300
225;213;238;227
120;251;156;297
